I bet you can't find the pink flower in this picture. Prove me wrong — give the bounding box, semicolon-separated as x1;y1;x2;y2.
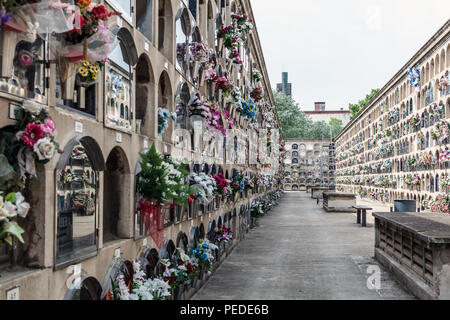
17;50;33;67
23;123;44;147
42;118;56;134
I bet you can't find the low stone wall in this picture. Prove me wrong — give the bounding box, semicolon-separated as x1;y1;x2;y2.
373;212;450;300
322;192;356;212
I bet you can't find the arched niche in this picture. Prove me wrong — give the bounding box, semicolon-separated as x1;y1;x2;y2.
138;247;160;279
161;239;177;261
175;83;191;130
176;232;189;252
158;71;174;141
176;4;193;74
64;276;103;300
207;219;216;242
135;54;155;137
103;147;132;244
101;259;134;299
55;136;104;266
189;226;200;251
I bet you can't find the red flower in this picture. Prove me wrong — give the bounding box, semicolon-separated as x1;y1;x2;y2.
23;123;44;147
91;5;110;21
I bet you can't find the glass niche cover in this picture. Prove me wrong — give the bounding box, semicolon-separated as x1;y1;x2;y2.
56;143;98;266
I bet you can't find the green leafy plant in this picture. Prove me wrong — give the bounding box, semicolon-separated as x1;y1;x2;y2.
136;144;198;206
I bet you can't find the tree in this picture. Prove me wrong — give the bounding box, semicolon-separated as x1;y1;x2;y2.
329;118;343;138
273;90;310;138
349;88;380;120
273;91;344;139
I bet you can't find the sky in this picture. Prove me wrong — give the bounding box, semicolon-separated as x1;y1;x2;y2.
251;0;450;111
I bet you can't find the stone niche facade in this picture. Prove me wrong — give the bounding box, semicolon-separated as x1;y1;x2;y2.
335;21;450;212
283;138;335;191
0;0;282;299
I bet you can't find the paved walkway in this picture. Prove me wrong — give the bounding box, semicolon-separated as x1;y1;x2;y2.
193;192;415;300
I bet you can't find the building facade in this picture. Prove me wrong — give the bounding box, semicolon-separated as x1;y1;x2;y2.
0;0;283;299
276;71;292;97
282;139;335;191
304;102;351;126
334;20;450;212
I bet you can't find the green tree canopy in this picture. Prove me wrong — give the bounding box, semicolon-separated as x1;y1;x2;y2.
273;91;343;139
349;88;380;120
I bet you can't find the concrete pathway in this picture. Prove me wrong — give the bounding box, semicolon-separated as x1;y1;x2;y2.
193;192;415;300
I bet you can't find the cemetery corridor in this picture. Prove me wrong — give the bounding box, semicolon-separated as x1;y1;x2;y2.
193;192;414;300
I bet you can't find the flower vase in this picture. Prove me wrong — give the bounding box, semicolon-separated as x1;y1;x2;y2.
1;30;17;79
199;68;205;86
59;59;77;101
192;61;200;79
135;119;142;134
174;284;184;300
217;38;224;53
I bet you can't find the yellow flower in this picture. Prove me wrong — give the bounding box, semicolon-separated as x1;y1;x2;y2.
92;73;98;80
82;60;89;67
78;67;88;77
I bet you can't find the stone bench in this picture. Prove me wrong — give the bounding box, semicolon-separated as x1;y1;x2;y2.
312;187;328;199
352;205;372;227
322;192;356;212
373;212;450;300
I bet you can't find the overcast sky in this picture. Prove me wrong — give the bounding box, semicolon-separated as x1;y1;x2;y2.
251;0;450;111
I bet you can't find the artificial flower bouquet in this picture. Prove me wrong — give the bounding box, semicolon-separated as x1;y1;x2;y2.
0;191;30;246
215;224;233;243
440;149;450;162
62;0;121;46
189;172;217;205
77;59;101;86
16;101;63;170
250;87;263;103
205;103;227;136
188;94;209;117
239;98;258;120
189;41;209;63
157;107;176;135
431;119;450;144
422;194;450;214
438;75;449;91
191;239;218;273
213;173;231;198
111;260;172;300
404;174;420;186
231;13;253;35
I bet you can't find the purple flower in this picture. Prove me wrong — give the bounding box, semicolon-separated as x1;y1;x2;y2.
0;10;13;25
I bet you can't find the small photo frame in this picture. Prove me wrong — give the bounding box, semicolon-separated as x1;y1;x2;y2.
9;103;21;120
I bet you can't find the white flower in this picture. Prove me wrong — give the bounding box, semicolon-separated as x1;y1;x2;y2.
3;201;17;218
16;201;30;218
0;208;8;221
33;137;55;161
22;100;44;115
